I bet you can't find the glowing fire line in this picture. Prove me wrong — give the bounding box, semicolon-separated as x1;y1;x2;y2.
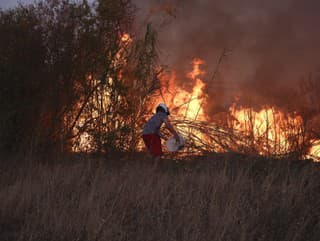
153;58;320;161
72;33;320;161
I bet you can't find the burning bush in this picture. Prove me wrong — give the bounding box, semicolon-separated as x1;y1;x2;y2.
1;0;319;161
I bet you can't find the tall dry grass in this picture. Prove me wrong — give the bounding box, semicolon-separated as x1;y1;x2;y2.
0;154;319;241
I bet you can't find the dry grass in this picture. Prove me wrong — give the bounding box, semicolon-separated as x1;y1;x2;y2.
0;153;319;241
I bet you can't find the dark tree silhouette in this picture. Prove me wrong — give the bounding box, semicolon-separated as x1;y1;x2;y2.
0;0;161;155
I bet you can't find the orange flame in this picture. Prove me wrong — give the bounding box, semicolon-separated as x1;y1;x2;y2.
73;44;320;161
307;140;320;162
155;58;208;121
229;105;304;155
153;57;320;160
121;33;132;43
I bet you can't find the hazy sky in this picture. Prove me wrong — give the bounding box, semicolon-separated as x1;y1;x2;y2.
2;0;320;113
0;0;26;9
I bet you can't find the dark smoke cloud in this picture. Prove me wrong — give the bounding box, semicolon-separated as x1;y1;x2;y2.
134;0;320;114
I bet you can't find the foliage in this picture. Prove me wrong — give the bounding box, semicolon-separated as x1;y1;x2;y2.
70;22;160;153
0;5;46;152
0;0;159;154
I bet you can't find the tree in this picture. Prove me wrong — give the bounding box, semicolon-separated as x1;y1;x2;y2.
72;23;161;153
0;0;160;155
0;5;46;153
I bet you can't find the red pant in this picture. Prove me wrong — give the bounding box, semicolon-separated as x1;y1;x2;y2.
142;134;163;157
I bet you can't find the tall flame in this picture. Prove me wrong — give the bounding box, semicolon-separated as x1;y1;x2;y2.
185;59;207;120
155;58;208;121
153;57;320;160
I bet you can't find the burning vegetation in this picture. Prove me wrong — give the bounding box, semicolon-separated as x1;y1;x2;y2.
72;47;320;161
0;0;319;162
1;1;320;241
147;58;320;161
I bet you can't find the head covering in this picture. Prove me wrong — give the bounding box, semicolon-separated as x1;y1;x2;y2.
157;103;170;115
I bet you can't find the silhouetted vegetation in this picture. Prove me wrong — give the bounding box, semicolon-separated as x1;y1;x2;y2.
0;0;160;155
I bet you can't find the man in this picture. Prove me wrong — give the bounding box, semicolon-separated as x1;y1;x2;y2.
142;103;180;163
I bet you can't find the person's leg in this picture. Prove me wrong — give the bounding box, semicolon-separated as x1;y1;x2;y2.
142;135;151;151
142;134;153;160
142;134;163;168
149;135;162;169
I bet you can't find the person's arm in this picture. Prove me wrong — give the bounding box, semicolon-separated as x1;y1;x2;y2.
164;118;180;142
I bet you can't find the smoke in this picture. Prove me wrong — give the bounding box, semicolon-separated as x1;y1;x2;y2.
134;0;320;114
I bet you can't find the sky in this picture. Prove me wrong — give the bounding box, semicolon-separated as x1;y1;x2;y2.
2;0;320;114
0;0;25;9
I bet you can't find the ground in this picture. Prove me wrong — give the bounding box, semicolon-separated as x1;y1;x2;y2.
0;152;319;241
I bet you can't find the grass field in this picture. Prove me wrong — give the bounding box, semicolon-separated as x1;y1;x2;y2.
1;153;319;241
